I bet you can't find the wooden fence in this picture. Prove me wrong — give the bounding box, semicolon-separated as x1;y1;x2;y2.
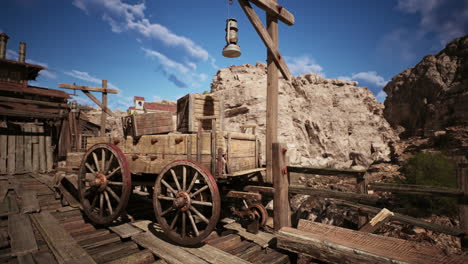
0;122;53;175
287;164;468;250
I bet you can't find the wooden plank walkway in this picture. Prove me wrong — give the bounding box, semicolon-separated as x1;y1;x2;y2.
277;219;467;264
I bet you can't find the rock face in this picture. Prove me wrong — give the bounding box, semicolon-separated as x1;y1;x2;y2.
383;35;468;138
82;107;128;137
211;63;398;169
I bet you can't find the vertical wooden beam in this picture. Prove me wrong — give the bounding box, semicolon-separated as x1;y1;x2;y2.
45;127;53;172
457;162;468;251
23;124;32;173
266;0;279;184
32;125;39;173
101;80;108;136
0;133;7;174
15;126;24;174
7;133;15;174
38;125;46;173
273;142;290;231
356;173;368;228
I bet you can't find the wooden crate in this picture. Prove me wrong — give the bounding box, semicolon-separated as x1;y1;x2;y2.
124;112;174;137
177;94;221;133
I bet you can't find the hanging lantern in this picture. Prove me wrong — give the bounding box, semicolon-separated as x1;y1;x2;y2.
222;18;241;58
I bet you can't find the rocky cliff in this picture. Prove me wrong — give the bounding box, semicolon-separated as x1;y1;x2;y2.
383;35;468;138
211;63;398;169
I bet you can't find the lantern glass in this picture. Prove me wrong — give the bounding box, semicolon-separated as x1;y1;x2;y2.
222;18;241;58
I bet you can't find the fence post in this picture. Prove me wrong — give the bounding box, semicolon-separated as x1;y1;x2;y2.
273;142;291;230
457;162;468;251
356;172;368;228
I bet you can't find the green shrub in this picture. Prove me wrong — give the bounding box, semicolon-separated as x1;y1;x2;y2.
398;152;458;217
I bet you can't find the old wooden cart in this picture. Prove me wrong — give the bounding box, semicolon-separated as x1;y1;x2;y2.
78;122;267;245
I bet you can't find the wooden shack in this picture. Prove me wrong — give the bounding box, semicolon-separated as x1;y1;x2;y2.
0;33;71;174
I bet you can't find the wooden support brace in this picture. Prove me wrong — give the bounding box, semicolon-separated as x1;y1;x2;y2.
59;83;118;94
238;0;293;81
82;91;115;117
249;0;295;25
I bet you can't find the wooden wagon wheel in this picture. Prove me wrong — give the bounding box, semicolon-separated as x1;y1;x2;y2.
78;143;131;225
153;160;221;245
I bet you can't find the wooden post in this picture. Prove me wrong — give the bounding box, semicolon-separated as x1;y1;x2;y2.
0;133;7;174
31;124;39;173
273;142;290;231
23;124;32;173
7;133;15;174
15;127;24;174
38;125;46;173
45;127;53;172
266;0;279;184
356;172;368;228
101;80;108;136
457;162;468;251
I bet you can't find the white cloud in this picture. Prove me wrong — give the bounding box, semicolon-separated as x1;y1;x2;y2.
64;69;119;90
142;48;190;74
72;0;210;61
396;0;468;45
348;71;388;87
285;55;324;76
376;90;387;102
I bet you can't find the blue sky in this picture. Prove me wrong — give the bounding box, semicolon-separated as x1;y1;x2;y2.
1;0;466;110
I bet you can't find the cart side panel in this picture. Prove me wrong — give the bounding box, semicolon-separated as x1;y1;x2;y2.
218;132;258;174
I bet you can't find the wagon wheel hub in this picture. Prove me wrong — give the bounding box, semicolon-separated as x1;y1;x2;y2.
94;173;108;192
173;192;191;211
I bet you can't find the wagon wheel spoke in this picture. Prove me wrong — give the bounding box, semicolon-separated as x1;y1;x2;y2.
104;154;114;174
181;211;186;238
190;206;209;224
186;171;198;194
85;162;96;174
182;166;187;191
101;149;106;173
105;187;120;202
170;169;182;191
106;166;121;179
92;152;101;172
190;200;213;206
108;181;123;186
189;185;209;198
161;180;178;195
103;191;113;215
99;193;104;217
158;195;175;201
91;195;98;208
160;206;175;217
187;210;199;236
170;211;180;230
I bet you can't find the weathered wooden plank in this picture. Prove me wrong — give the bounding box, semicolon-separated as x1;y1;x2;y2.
223;168;266;177
0;109;67;119
45;129;53;172
249;0;294;25
57;184;81;209
0;192;19;217
20;190;40;214
7;134;15;174
224;222;275;248
335;200;465;237
183;243;250;264
456;162;468;250
288;166;366;177
31;125;39;173
109;223;142;239
78;233;120;249
359;208;393;233
37;126;46;173
289;186;380;205
369;182;464;197
31;211;97;264
8;214;38;256
0;96;69;109
238;0;292;81
0;134;7;174
104;249;155;264
23;125;32;173
280;219;466;264
0;180;8;204
205;234;242;251
132;232;208;264
58;83;118;94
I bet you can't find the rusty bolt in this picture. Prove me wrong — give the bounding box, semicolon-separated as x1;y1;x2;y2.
175;138;184;144
150;156;157;161
281;168;287;175
113;139;120;145
132;155;138;161
151;138;159;144
282;148;287;154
